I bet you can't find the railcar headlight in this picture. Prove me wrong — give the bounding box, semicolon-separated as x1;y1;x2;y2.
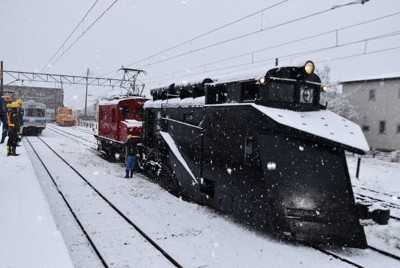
322;84;328;92
259;76;268;85
304;61;315;75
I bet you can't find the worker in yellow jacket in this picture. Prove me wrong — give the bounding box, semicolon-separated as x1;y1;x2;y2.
6;102;21;156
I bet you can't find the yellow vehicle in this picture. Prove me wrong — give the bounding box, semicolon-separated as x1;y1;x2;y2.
56;107;77;126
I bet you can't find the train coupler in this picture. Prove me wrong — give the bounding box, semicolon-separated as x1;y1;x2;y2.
356;203;390;225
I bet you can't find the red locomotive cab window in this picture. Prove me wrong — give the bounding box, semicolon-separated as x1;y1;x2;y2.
121;106;130;119
136;106;145;119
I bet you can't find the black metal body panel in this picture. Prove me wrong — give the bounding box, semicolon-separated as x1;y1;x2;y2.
142;102;367;248
140;63;368;247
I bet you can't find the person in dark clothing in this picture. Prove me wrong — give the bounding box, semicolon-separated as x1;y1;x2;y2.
16;99;24;145
16;99;24;126
0;107;8;144
6;102;21;156
124;135;137;178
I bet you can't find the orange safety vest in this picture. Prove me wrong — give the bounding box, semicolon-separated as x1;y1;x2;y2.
7;111;15;127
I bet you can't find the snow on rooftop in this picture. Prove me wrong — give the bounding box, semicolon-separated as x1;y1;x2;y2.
209;71;262;85
147;69;265;90
98;95;147;105
144;96;206;108
340;72;400;83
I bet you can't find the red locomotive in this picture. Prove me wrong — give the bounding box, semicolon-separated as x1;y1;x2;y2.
94;96;148;159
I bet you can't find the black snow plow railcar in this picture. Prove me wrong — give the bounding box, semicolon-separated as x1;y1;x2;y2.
140;61;388;248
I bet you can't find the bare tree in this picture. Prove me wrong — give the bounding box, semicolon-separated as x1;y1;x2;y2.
317;65;358;120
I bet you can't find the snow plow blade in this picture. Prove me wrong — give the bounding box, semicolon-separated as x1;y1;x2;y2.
258;134;368;248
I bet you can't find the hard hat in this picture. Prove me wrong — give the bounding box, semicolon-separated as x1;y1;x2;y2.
127;135;133;140
16;99;23;105
6;103;11;108
9;102;20;108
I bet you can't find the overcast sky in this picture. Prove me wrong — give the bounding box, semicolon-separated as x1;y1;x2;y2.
1;0;400;109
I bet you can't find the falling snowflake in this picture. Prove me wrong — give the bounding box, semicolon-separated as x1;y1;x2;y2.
267;162;276;170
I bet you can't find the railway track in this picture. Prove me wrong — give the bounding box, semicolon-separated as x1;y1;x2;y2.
356;194;400;221
25;136;182;267
73;125;97;135
31;126;400;267
45;125;122;163
358;186;400;201
46;124;97;147
353;186;400;221
306;243;400;268
51;124;400;224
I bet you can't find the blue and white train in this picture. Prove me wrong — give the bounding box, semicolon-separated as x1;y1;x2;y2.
22;100;46;135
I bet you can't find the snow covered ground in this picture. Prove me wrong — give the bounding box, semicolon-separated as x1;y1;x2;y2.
347;155;400;257
1;123;399;267
0;130;74;267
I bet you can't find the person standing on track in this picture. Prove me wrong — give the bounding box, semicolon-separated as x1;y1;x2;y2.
6;102;21;156
124;135;137;178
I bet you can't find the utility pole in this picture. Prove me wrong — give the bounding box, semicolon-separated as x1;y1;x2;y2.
84;68;89;117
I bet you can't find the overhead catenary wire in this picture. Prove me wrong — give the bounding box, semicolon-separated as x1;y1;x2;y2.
125;0;289;68
80;43;400;100
125;0;373;71
41;0;99;72
141;9;400;86
97;0;289;79
144;30;400;87
144;45;400;90
331;0;370;9
153;10;400;77
99;0;371;81
66;0;385;98
44;0;119;70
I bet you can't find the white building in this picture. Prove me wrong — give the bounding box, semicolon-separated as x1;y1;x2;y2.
341;74;400;151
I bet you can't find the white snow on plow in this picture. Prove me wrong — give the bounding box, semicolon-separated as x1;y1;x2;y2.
160;131;198;184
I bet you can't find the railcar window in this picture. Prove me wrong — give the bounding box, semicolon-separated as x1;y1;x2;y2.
266;82;294;102
136;107;145;119
241;84;259;101
121;106;130;119
205;85;227;104
25;108;45;117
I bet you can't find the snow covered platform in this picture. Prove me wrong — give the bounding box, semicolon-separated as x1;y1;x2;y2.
0;143;74;268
